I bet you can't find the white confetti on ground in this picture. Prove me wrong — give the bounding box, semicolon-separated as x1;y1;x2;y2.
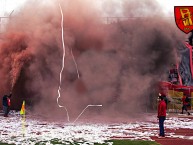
0;111;193;144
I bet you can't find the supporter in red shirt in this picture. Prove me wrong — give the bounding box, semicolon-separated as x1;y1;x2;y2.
157;95;166;137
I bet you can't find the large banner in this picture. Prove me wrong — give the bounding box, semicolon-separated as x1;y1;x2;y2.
178;42;193;86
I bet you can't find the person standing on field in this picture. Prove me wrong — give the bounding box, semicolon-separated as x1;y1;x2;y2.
2;92;12;117
157;95;167;137
181;95;191;115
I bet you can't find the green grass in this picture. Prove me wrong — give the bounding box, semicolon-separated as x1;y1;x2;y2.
0;143;15;145
1;140;160;145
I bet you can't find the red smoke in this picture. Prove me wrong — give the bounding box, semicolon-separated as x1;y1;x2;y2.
0;0;185;121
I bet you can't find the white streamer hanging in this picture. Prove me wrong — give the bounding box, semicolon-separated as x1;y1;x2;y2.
70;47;80;78
56;1;102;123
57;1;70;122
73;105;102;123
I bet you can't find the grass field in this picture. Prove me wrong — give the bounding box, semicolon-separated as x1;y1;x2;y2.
0;140;160;145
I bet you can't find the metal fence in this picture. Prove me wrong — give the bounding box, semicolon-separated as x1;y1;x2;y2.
101;16;175;24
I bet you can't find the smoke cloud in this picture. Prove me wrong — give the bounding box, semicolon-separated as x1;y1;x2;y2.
0;0;185;121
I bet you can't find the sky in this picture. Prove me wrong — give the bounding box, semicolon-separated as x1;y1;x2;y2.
1;0;193;16
157;0;193;15
0;0;27;16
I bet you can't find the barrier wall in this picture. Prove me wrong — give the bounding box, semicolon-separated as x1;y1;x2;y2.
159;81;193;112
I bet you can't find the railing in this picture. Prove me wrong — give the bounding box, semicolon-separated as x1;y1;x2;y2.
0;16;176;34
101;16;174;24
